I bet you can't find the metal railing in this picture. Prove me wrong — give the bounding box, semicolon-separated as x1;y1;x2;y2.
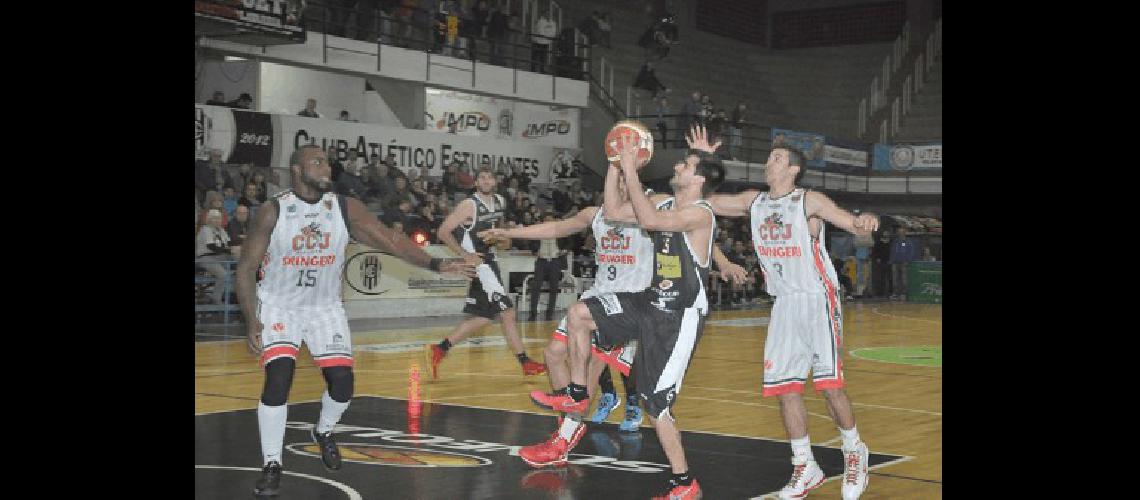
195;258;240;326
624;113;772;162
293;1;594;87
858;19;941;142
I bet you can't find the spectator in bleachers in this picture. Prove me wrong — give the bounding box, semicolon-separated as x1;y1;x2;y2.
229;93;253;109
227;205;251;248
336;163;371;200
195;149;231;202
338;110;358;122
222;186;239;218
390;176;419;209
197;190;230;235
369;161;396;199
531;10;557;74
487;1;509;65
889;226;919;300
853;226;874;297
639;12;678;60
239;182;262;212
468;0;490;60
921;246;937;262
206;91;228;106
699;94;714;126
655;96;670;149
455;161;475;191
383;199;415;228
595;12;612;48
553;26;578;78
195;209;233;305
251;170;270;203
298;98;321;118
633;62;668;99
708;108;728;148
507;10;524;66
678;91;702;145
729;102;747;160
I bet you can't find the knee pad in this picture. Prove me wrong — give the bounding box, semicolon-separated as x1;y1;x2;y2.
322;366;354;403
260;358;296;406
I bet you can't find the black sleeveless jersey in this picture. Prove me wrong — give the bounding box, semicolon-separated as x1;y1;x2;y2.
648;198;716;314
453;193;507;257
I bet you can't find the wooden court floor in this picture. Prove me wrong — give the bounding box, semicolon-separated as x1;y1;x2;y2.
196;301;942;498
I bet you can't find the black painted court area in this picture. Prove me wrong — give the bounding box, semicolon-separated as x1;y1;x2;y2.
196;396;904;499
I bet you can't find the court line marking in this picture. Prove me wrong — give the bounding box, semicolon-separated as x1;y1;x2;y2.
686;385;942;417
869;307;943;326
194;465;363;500
197;394;914;460
850;346;942;368
196;394;917;495
682;396;835;421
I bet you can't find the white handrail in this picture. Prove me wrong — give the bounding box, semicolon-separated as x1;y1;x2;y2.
858;98;867;138
871;77;879;111
902;75;911;115
891;98;899;136
915;54;924;92
926;36;934;72
883;57;891;93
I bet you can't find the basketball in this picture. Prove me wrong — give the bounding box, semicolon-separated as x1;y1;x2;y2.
605;120;654;168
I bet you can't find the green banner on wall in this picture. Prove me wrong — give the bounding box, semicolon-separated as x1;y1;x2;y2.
907;262;942;303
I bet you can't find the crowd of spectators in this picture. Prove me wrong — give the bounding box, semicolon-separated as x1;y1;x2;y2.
295;0;597;79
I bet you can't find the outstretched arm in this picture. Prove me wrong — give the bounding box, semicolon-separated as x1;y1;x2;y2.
480;206;596;242
711;246;747;284
345;196;476;277
804;191;879;236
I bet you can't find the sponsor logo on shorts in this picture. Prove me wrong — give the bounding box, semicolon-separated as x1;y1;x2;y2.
272;323;286;332
598;294;623;315
658;280;673;290
764;359;773;371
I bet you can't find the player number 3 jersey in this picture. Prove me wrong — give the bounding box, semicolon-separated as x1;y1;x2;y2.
749;188;841;297
257;191;352;309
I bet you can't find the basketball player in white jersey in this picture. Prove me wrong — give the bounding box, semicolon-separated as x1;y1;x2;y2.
692;125;879;499
535;134;725;500
426;167;546;378
234;145;474;497
479;170;746;468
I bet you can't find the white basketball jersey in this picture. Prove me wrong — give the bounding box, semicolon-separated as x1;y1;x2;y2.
749;188;841;297
583;195;668;299
257;191;351;309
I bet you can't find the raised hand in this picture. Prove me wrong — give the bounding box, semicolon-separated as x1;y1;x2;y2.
685;124;722;154
478;228;508;244
853;213;880;232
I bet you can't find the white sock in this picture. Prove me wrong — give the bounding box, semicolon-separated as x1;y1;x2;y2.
558;416;582;441
839;425;860;449
257;402;288;465
790;435;814;462
316;391;350;434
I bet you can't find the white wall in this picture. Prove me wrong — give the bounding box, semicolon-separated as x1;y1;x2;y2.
195;58;258;105
258;62;403;127
200;34;588;108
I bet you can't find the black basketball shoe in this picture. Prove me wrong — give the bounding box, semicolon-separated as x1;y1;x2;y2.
252;461;282;496
311;427;343;470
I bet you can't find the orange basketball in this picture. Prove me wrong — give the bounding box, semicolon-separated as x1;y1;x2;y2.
604;120;654;168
